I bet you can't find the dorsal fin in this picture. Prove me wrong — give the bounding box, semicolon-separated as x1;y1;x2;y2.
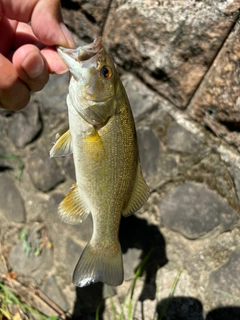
122;163;150;217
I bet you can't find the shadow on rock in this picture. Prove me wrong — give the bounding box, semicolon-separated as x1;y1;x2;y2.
206;306;240;320
69;214;167;319
157;297;204;320
119;214;168;301
156;297;240;320
70;282;104;320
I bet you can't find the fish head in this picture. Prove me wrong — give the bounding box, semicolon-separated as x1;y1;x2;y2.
57;37;119;126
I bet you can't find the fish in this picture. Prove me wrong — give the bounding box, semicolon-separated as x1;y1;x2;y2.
50;37;149;287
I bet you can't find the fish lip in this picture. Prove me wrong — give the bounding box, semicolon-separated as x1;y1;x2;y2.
57;37;102;62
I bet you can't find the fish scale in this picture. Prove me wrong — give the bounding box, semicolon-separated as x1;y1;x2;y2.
50;37;149;287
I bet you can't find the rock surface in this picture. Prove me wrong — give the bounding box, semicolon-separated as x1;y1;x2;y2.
159;181;238;239
8;103;42;148
0;176;25;223
0;1;240;319
27;149;65;192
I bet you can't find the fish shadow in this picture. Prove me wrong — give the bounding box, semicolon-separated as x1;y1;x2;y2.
120;214;168;301
69;214;168;319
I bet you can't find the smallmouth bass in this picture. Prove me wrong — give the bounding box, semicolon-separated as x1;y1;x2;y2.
50;37;149;287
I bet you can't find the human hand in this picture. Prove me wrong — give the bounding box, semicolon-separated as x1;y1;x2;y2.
0;0;75;110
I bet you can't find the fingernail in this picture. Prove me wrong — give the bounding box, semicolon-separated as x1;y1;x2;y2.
60;22;76;48
21;51;45;79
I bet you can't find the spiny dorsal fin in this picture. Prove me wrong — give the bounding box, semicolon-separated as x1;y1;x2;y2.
58;183;90;224
50;129;72;157
122;163;150;217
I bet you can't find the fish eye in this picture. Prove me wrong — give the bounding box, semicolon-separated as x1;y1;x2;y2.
101;66;112;79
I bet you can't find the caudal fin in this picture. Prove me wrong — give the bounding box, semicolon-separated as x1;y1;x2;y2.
73;241;123;287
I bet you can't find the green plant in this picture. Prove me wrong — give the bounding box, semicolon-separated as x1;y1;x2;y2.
0;154;24;180
0;283;58;320
95;252;183;320
158;267;183;320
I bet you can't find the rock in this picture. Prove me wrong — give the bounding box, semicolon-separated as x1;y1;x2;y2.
121;73;157;120
42;275;69;311
187;153;239;211
228;165;240;210
27;149;65;192
137;125;161;180
122;248;141;280
208;250;240;305
166;122;202;153
61;0;111;41
104;0;238;108
8;102;42;148
9;241;53;281
189;21;240;150
37;73;68;113
159;181;239;239
62;155;76;180
48;193;65;223
65;237;84;275
0;109;13;117
0;176;25;223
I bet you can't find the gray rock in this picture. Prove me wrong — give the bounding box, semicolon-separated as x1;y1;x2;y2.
122;248;141;280
121;73;157;120
188;153;239;212
65;237;84;275
166;122;202;153
137;125;161;179
8;102;42;148
37;74;68;113
62;0;111;41
27;149;64;192
62;155;76;180
9;241;53;281
228;166;240;209
48;193;65;223
104;0;238;108
159;181;239;239
189;22;240;151
0;175;25;223
0;109;13;117
209;250;240;305
42;275;69;311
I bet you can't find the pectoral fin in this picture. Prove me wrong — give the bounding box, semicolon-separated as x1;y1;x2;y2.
122;163;150;217
50;129;72;157
58;183;90;224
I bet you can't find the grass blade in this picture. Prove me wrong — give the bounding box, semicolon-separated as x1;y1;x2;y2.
158;267;183;320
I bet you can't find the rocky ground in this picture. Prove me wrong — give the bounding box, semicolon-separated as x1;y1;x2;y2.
1;1;240;319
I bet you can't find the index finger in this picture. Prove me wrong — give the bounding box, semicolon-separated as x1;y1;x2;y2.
0;0;75;48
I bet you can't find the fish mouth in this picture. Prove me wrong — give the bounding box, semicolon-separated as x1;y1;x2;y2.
57;37;102;64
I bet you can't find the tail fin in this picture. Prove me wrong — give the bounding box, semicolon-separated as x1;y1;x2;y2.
73;241;123;287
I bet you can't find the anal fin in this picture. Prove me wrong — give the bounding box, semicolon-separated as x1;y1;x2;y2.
122;163;150;217
50;129;72;157
59;183;90;224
